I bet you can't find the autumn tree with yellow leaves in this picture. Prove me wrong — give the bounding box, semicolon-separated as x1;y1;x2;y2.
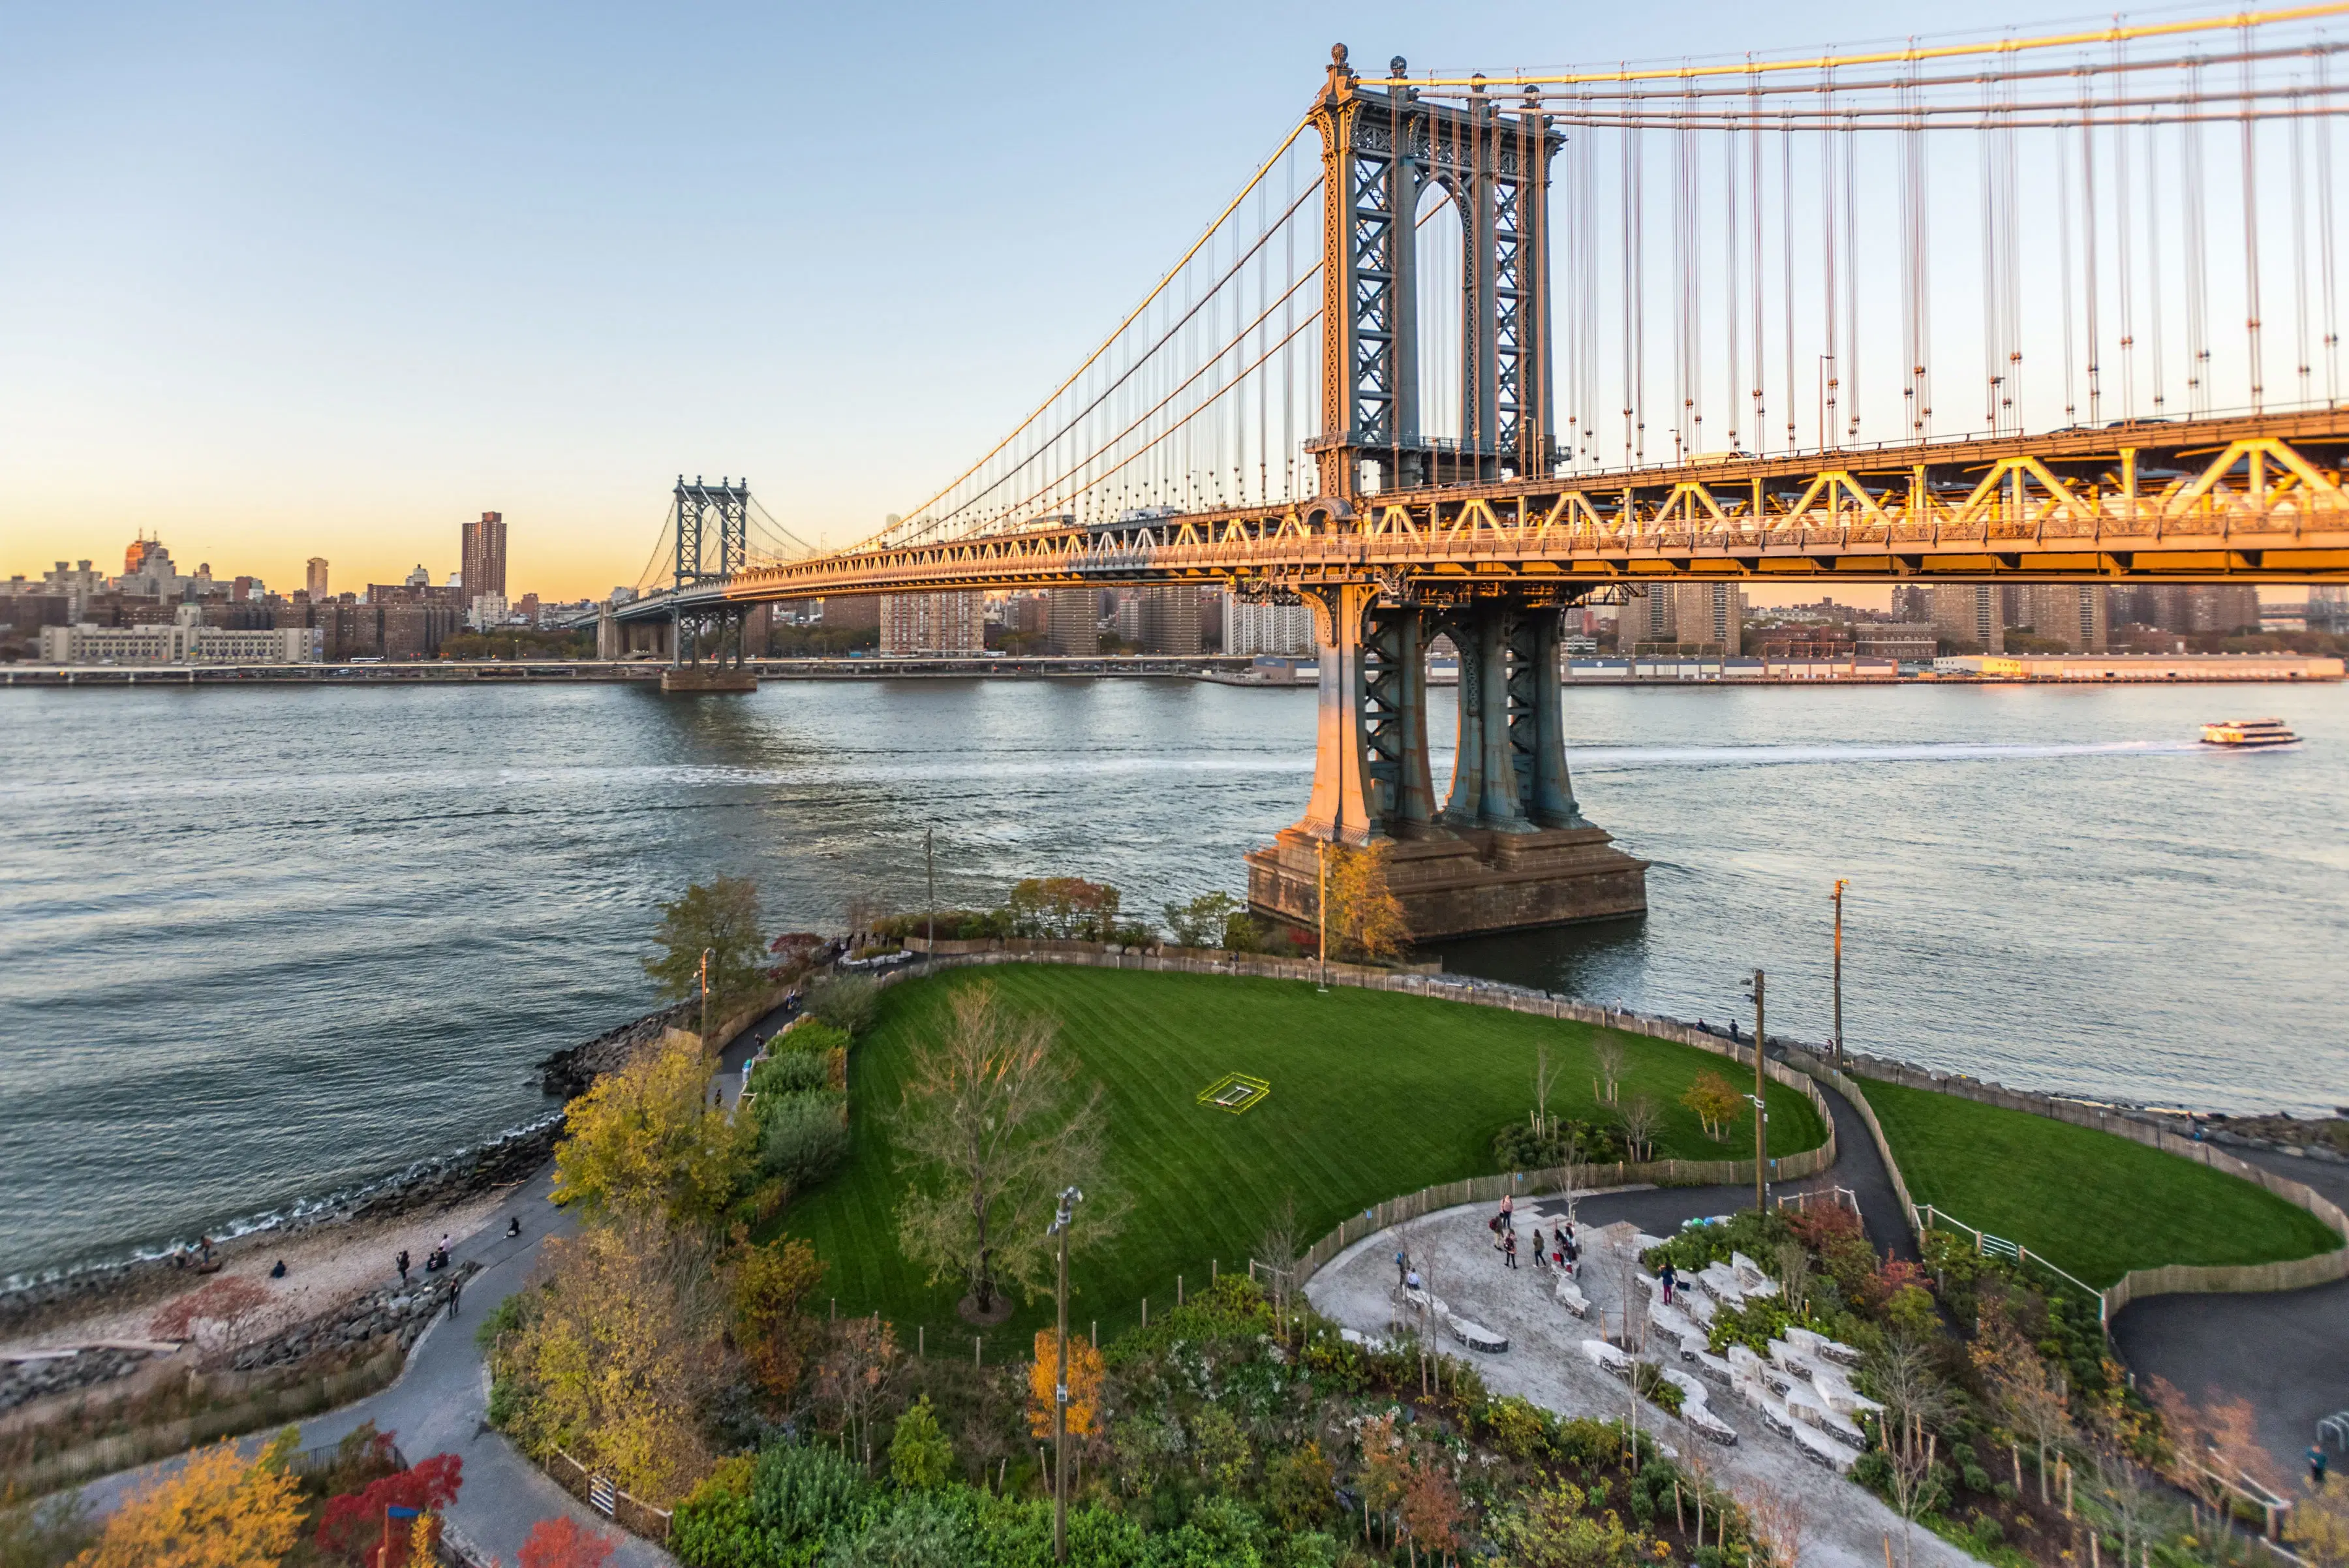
553;1030;751;1232
70;1438;301;1568
1026;1326;1105;1441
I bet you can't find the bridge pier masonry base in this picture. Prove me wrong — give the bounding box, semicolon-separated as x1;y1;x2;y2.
1244;588;1647;944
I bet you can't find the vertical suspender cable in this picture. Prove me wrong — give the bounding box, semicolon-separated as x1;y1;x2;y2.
1750;67;1766;454
1821;71;1839;448
2241;21;2267;412
1623;112;1637;465
2186;55;2211;416
1845;103;1860;441
1725;102;1740;454
2292;76;2313;405
2321;49;2341;405
2081;60;2103;426
2116;36;2138;423
1783;117;1797;452
1982;72;2000;432
2147;93;2168;414
2059;146;2079;425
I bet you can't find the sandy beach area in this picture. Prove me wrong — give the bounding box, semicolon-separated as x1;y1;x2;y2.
0;1187;514;1360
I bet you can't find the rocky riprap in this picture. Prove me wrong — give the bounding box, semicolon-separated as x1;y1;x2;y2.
228;1261;480;1374
0;1345;155;1415
534;1000;692;1099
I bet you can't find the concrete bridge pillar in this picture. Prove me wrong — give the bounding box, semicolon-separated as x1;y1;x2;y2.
596;603;619;662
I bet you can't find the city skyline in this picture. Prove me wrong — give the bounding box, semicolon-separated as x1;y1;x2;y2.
2;0;2173;604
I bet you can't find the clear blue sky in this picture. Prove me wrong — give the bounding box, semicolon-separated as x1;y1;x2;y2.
0;0;2188;600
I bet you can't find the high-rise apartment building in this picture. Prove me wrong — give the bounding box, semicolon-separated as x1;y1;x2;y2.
1225;597;1316;655
879;592;983;654
461;512;508;604
1637;583;1744;653
1930;584;2005;652
1047;588;1100;656
2017;585;2109;651
1138;586;1203;655
306;558;330;599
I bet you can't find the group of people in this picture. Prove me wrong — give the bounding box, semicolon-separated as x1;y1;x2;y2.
1482;1193;1581;1273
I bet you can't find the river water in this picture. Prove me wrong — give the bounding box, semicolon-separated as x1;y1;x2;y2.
1;677;2341;1280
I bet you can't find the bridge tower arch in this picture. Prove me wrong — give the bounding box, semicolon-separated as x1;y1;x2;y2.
1308;46;1559;504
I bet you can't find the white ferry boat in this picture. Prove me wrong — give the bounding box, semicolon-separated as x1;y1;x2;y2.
2199;717;2300;747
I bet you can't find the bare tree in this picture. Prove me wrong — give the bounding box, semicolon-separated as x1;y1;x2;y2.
1772;1242;1815;1319
1974;1302;2073;1503
1616;1093;1662;1162
2088;1450;2183;1567
1592;1037;1627;1104
1255;1193;1301;1340
1533;1041;1563;1141
1739;1480;1809;1568
1866;1336;1953;1568
816;1314;900;1471
893;983;1120;1319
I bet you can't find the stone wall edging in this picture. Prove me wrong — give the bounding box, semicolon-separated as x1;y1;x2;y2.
1839;1053;2349;1316
875;948;1839;1294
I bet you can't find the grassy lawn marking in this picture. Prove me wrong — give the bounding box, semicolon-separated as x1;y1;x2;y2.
765;964;1826;1347
1197;1073;1271;1114
1858;1075;2341;1287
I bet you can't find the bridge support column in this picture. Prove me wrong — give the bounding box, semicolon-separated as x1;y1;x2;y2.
1247;587;1644;944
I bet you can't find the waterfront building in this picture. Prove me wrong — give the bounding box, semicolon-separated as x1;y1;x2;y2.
306;557;330;599
40;608;322;665
817;595;880;632
879;591;983;654
1110;591;1143;645
1638;583;1745;654
2018;585;2110;651
1047;588;1099;655
467;592;510;631
461;512;508;604
117;535;187;600
1854;623;1937;662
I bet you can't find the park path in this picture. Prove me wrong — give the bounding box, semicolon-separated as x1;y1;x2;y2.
1306;1197;1972;1568
76;1165;676;1568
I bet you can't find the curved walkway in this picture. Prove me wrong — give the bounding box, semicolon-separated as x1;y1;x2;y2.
76;1166;675;1567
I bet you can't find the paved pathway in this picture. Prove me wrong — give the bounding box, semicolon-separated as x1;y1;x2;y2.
2110;1144;2349;1483
1307;1199;1970;1568
78;1167;675;1567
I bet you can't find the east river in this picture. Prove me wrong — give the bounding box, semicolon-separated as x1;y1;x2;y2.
1;677;2342;1280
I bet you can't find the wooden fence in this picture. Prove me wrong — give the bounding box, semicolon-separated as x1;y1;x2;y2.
547;1448;673;1543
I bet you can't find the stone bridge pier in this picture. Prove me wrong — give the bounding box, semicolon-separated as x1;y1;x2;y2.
1244;585;1647;942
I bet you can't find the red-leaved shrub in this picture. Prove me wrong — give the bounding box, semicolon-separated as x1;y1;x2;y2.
314;1451;463;1565
520;1516;619;1568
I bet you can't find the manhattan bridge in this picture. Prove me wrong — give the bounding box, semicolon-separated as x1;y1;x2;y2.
602;5;2349;938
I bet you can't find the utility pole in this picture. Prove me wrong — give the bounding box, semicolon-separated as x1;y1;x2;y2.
1832;879;1848;1066
699;947;713;1043
1047;1186;1084;1563
1743;968;1766;1211
1315;838;1329;991
926;828;936;955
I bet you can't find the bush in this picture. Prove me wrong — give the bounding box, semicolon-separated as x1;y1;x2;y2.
1491;1118;1626;1172
805;974;878;1038
671;1443;871;1568
750;1050;831;1098
759;1092;852;1193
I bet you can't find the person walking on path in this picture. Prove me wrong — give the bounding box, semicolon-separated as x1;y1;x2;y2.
1395;1248;1409;1287
1659;1261;1678;1306
448;1274;463;1320
1502;1231;1518;1270
1529;1227;1547;1271
2313;1445;2330;1488
1498;1193;1514;1231
397;1250;410;1287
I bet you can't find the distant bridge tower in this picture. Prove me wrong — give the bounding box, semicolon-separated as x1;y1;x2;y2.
666;476;758;686
1308;45;1561;502
675;476;750;590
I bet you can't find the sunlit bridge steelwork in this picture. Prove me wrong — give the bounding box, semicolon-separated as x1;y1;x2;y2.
602;5;2349;936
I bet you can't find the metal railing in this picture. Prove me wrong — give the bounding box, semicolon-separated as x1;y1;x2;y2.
1916;1203;2108;1321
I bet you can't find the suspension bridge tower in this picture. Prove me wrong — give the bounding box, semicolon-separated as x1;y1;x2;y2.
661;475;761;694
1248;45;1648;942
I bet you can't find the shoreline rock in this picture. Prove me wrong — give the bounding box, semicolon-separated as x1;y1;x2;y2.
0;1000;689;1338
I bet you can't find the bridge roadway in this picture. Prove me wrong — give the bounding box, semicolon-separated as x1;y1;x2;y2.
614;412;2349;623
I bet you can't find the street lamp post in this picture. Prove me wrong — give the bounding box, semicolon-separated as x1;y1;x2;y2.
699;947;713;1043
1742;969;1766;1210
1831;879;1848;1066
1047;1186;1084;1563
926;828;937;955
1315;838;1329;991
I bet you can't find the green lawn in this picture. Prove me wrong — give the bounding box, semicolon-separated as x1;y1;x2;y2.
1858;1075;2341;1287
766;964;1825;1349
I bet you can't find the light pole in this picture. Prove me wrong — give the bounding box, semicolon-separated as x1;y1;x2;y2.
1831;879;1848;1066
1315;838;1329;991
1047;1186;1084;1563
926;828;936;955
1741;969;1766;1211
699;947;713;1043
